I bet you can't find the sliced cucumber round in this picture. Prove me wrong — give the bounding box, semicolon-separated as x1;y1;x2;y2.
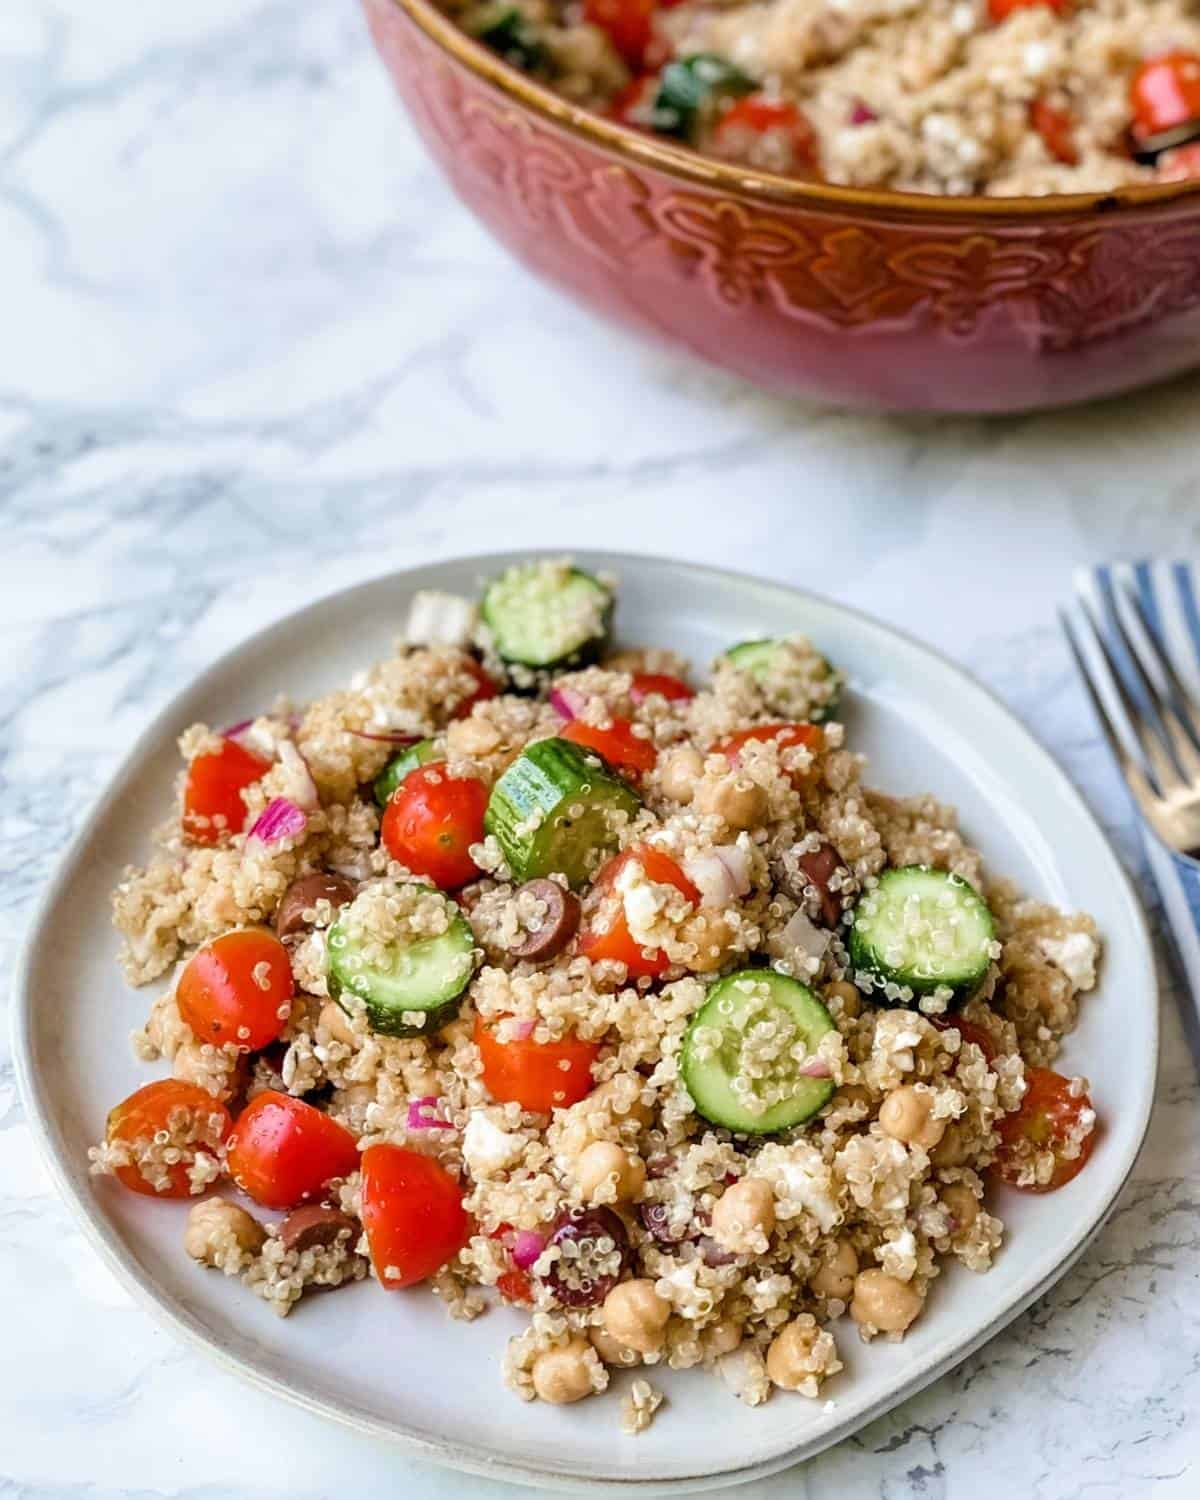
327;899;476;1037
724;637;842;723
652;54;755;143
481;561;612;670
373;737;441;808
848;865;995;1006
681;969;837;1135
463;2;545;71
484;737;641;887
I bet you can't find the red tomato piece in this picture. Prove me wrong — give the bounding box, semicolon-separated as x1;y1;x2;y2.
451;657;499;720
1130;51;1200;143
579;844;700;977
183;738;271;844
561;716;658;779
177;928;295;1052
497;1268;534;1304
1159;140;1200;179
993;1067;1097;1193
988;0;1067;20
104;1080;232;1198
227;1091;360;1209
715;721;823;785
584;0;656;67
360;1143;471;1288
475;1015;600;1111
710;94;819;174
932;1015;998;1064
381;762;488;888
629;671;694;704
1030;98;1079;165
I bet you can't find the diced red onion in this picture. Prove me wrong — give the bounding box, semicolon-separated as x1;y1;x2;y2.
512;1229;546;1269
683;844;751;908
549;686;586;721
277;740;319;811
780;908;831;966
220;718;254;741
348;728;420;745
247;797;307;845
850;100;878;125
713;844;751;896
798;1057;832;1078
511;1019;536;1041
406;1096;454;1131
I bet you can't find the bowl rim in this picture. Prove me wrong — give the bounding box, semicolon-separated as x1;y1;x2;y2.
385;0;1200;222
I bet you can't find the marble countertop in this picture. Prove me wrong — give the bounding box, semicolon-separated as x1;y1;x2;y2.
3;2;1200;1496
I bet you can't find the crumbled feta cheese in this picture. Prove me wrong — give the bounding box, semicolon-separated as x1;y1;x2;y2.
404;590;478;648
462;1110;523;1177
1039;932;1098;991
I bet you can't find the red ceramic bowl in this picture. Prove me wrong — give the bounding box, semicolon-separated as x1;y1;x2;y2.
365;0;1200;412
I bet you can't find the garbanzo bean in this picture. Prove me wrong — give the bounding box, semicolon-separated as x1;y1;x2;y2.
659;745;704;803
184;1197;265;1267
850;1270;923;1334
710;1176;776;1254
879;1084;946;1151
704;1319;743;1357
811;1238;858;1300
590;1324;641;1367
941;1182;980;1234
603;1279;671;1354
679;910;737;973
694;772;768;831
576;1140;646;1204
826;979;861;1018
446;715;502;759
931;1121;969;1167
766;1317;825;1390
531;1338;596;1404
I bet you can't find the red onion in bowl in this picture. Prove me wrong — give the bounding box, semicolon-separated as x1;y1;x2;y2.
247;797;307;846
406;1095;455;1131
798;1057;832;1078
220;718;255;741
549;686;586;721
348;728;420;745
512;1229;546;1269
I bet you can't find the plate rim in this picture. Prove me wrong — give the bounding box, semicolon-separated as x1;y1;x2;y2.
11;548;1158;1492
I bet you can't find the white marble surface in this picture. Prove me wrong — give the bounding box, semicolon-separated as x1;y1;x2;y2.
3;1;1200;1496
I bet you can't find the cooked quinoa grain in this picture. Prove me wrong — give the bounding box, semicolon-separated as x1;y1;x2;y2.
91;563;1102;1424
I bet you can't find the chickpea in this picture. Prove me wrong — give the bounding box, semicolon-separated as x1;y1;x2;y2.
679;910;737;974
826;980;861;1019
603;1279;671;1355
811;1238;859;1301
531;1338;597;1405
446;715;501;759
941;1182;979;1234
184;1197;265;1268
319;999;358;1048
879;1085;946;1151
576;1141;647;1204
694;772;768;831
705;1319;743;1358
766;1317;827;1391
659;746;704;804
710;1177;776;1255
850;1270;923;1334
931;1122;969;1168
590;1325;641;1367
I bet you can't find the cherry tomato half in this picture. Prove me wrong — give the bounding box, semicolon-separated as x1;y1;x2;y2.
1130;51;1200;143
104;1080;233;1198
177;928;295;1052
227;1090;360;1209
988;0;1067;21
932;1015;998;1064
584;0;656;67
475;1014;600;1111
360;1143;471;1288
1030;98;1079;165
710;95;819;175
561;716;658;779
715;721;822;783
450;657;499;721
381;763;488;888
993;1067;1097;1193
183;738;271;844
629;672;694;705
579;844;700;977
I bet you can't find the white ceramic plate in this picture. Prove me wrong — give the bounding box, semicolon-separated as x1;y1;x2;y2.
14;552;1156;1493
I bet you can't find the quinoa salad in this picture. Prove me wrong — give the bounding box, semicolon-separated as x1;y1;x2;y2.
91;559;1101;1426
443;0;1200;193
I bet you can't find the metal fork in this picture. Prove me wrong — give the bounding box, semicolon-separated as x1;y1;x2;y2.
1061;578;1200;865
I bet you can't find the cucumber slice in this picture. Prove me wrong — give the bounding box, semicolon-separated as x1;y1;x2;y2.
724;638;842;723
481;560;613;670
848;866;995;1006
681;969;836;1134
463;2;544;71
484;737;641;887
373;738;441;808
652;55;755;143
327;898;476;1037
